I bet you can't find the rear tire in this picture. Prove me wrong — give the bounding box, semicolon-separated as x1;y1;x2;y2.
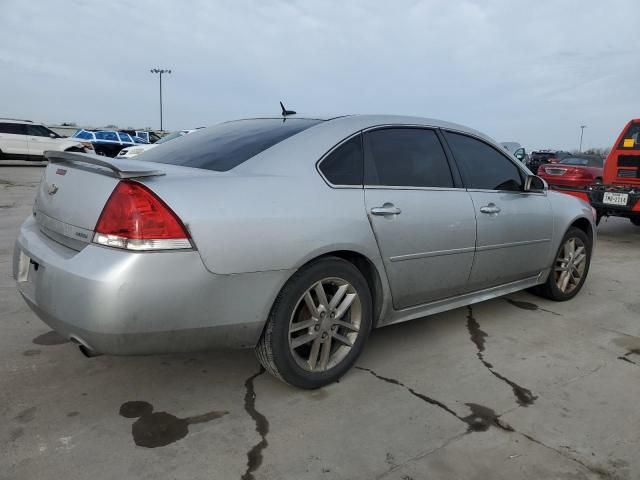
593;177;603;185
533;227;591;301
255;257;372;389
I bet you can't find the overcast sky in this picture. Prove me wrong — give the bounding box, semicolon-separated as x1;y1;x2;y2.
1;0;638;150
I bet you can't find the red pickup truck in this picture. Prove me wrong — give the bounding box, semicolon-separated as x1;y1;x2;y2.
589;119;640;226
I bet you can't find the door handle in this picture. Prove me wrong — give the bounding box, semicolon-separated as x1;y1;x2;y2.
479;203;501;214
370;203;401;216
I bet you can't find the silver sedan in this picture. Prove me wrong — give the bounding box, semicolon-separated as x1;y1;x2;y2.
13;115;596;388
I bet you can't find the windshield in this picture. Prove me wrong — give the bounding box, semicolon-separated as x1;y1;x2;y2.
619;122;640;149
142;118;323;171
156;131;185;144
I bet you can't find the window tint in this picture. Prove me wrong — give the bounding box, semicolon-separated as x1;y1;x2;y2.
444;132;523;191
74;130;93;140
27;125;54;137
142;118;322;172
319;135;363;185
0;123;26;135
364;128;453;188
95;131;118;141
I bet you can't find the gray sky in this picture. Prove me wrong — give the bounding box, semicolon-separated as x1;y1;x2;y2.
1;0;637;151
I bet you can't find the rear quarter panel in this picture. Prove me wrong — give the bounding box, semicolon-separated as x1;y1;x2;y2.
547;190;596;260
141;170;383;276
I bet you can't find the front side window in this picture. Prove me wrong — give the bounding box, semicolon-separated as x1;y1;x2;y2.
619;122;640;149
27;125;55;137
444;131;523;191
118;133;133;143
364;128;453;188
319;135;363;185
0;123;26;135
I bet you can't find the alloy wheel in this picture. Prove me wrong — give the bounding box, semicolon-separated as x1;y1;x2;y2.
288;277;362;372
554;237;587;293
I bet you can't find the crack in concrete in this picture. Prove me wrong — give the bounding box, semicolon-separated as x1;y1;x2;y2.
355;367;512;433
358;367;612;479
516;431;614;479
466;306;537;406
241;368;269;480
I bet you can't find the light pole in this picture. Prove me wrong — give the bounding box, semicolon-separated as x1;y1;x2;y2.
579;125;586;153
150;68;171;131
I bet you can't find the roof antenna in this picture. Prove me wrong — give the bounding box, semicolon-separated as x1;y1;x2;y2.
280;101;296;117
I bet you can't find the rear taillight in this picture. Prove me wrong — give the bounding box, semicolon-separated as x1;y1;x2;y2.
93;180;192;251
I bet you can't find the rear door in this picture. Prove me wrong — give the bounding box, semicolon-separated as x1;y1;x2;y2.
363;127;476;309
443;131;553;291
0;122;29;157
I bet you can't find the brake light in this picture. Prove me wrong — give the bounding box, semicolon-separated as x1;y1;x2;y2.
93;180;191;251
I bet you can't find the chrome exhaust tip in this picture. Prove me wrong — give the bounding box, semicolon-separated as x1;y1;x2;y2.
70;337;102;358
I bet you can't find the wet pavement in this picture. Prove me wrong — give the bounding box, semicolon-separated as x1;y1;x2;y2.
1;165;639;480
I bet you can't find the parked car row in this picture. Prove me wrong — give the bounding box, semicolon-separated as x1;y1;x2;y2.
72;129;150;157
116;129;202;158
0;118;94;160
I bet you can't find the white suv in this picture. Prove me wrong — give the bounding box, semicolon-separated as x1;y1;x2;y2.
0;118;93;161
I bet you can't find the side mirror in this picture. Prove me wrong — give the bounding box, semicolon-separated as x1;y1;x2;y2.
49;133;57;138
524;175;546;192
514;148;525;161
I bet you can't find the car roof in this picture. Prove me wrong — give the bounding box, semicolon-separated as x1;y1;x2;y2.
228;114;495;143
0;118;34;124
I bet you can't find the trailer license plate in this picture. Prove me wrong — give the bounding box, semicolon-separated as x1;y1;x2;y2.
603;192;628;206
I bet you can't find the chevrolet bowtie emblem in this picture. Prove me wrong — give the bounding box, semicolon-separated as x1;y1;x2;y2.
47;184;59;195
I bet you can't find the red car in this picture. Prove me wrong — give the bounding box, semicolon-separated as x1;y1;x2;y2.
538;155;603;188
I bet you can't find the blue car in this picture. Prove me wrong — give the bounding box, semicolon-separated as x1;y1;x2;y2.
73;129;148;157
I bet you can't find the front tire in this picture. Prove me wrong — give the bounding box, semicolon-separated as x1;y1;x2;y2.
533;227;591;301
255;257;372;389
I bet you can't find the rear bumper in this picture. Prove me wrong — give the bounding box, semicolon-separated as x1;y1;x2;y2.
588;186;640;216
13;216;290;354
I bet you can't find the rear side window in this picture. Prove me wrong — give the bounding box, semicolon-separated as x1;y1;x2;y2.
142;118;322;171
96;131;119;141
444;131;523;191
364;128;453;188
0;123;26;135
319;135;363;185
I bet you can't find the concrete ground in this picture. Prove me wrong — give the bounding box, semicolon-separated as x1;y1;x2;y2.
1;164;639;480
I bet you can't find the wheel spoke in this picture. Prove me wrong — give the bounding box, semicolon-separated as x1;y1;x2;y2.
331;331;353;347
314;282;329;310
328;284;349;310
307;337;322;370
573;253;586;267
319;336;332;370
303;292;319;318
291;332;318;349
558;270;571;292
290;318;316;333
333;319;359;332
335;293;357;319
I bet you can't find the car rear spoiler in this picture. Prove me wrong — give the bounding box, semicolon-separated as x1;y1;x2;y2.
44;151;165;179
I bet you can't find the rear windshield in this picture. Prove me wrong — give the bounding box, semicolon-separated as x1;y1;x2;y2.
531;152;554;161
618;123;640;149
560;156;602;166
141;118;323;171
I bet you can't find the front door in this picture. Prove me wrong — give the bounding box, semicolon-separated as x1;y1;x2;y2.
364;127;477;309
443;131;553;291
26;124;60;158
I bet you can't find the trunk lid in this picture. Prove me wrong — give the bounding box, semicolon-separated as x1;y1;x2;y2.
34;151;166;250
